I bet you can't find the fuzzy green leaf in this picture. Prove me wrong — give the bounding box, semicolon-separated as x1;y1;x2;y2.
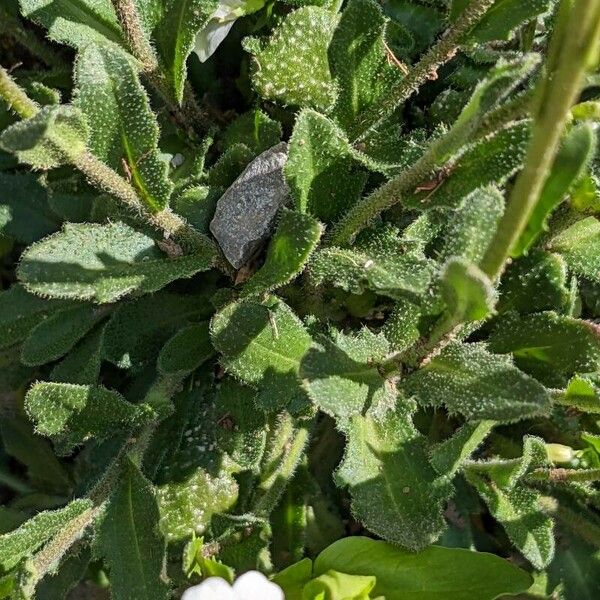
17;222;214;303
559;375;600;413
314;536;533;600
75;43;173;211
35;547;91;600
18;0;124;49
157;321;214;375
548;216;600;283
402;343;551;422
154;0;218;103
513;123;597;256
247;7;338;111
25;382;155;452
222;109;282;155
241;209;323;297
0;500;92;572
285;110;366;222
21;304;103;367
97;458;169;600
0;105;88;169
336;405;453;550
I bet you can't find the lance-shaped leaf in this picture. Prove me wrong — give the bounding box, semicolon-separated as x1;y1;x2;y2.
0;499;92;572
97;458;169;600
211;296;312;394
328;0;401;130
154;0;218;103
301;328;393;421
513;123;597;256
0;173;59;243
246;6;338;111
402;343;551;422
75;43;173;211
18;0;124;49
314;536;533;600
241;209;323;298
21;304;105;366
284;110;366;222
17;222;214;304
488;312;600;378
0;105;88;169
336;405;453;550
157;322;214;375
35;546;91;600
548;216;600;283
26;382;155;452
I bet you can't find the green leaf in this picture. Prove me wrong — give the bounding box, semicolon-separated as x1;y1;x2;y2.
157;321;214;375
314;536;533;600
0;105;88;169
18;0;124;49
301;328;393;421
0;500;92;572
21;304;103;366
402;343;551;422
247;7;338;111
488;312;600;378
271;558;313;600
336;405;453;550
441;258;495;324
75;43;173;211
513;123;597;256
558;375;600;413
211;296;312;394
328;0;401;130
303;570;376;600
548;216;600;283
97;458;169;600
103;291;212;368
0;173;59;243
35;547;91;600
154;0;218;102
241;209;323;297
17;222;214;304
285;110;366;222
25;382;155;452
222;109;282;155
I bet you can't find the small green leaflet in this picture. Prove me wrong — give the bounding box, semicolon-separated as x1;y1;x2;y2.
402;342;551;422
0;499;92;571
157;321;214;375
246;7;339;111
284;110;366;222
0;105;88;169
558;376;600;413
303;571;376;600
75;43;173;212
17;222;214;303
241;209;323;298
154;0;218;103
222;109;282;155
336;404;453;550
25;382;155;452
314;537;533;600
96;458;169;600
513;123;597;256
18;0;125;49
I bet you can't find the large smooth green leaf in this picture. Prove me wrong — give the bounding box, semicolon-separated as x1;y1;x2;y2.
241;209;323;297
75;43;173;211
402;343;551;422
314;536;533;600
17;222;214;303
97;458;169;600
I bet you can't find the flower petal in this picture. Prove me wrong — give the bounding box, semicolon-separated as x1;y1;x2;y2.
194;19;237;63
232;571;285;600
182;578;236;600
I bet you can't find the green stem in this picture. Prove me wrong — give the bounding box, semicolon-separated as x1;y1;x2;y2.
480;0;600;280
350;0;497;140
528;468;600;484
0;66;39;119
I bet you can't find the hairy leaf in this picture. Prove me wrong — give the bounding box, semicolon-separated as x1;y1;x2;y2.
157;321;214;375
222;109;282;155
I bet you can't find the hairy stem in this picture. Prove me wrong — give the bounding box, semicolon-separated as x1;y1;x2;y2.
350;0;497;140
480;0;600;280
0;66;39;119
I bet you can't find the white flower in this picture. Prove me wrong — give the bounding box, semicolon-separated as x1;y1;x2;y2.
182;571;284;600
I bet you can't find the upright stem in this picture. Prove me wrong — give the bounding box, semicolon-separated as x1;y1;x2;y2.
480;0;600;280
0;66;39;119
350;0;497;140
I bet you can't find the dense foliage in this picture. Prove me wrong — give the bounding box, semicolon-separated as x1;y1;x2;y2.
1;0;600;597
